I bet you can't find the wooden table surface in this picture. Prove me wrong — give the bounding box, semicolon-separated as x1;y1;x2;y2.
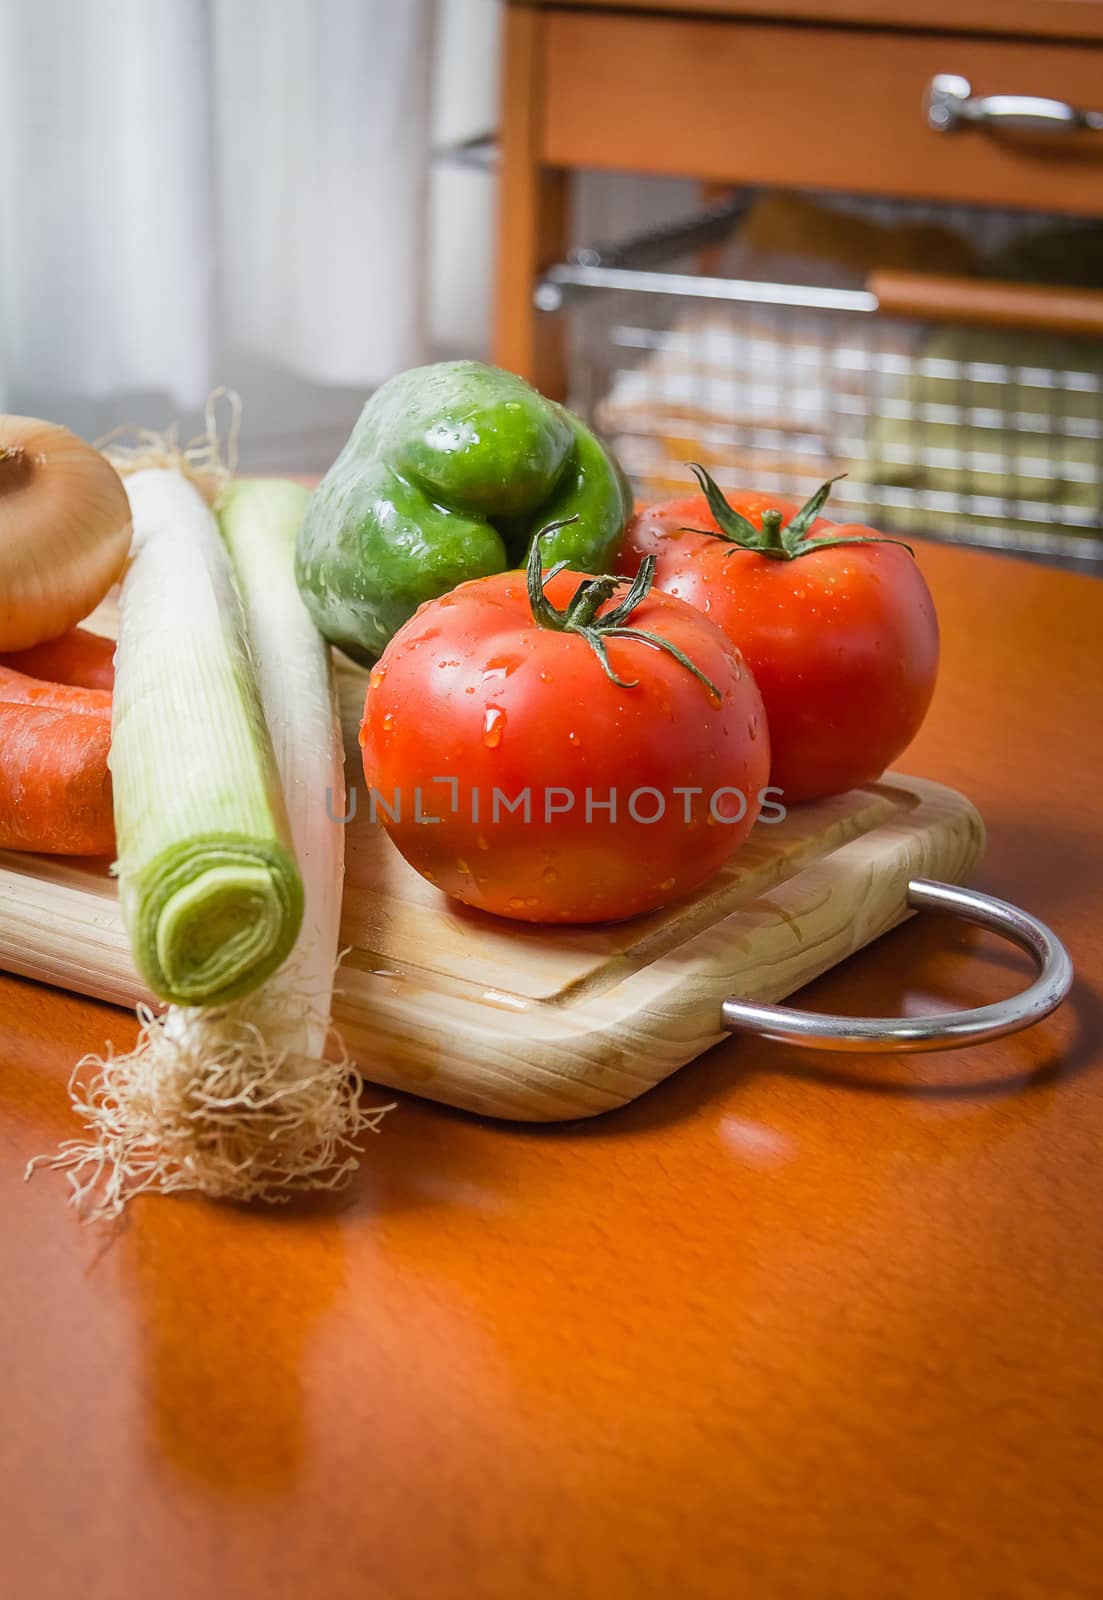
2;540;1101;1600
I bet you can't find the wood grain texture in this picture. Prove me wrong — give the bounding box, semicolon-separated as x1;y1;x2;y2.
540;13;1103;213
2;539;1102;1600
517;0;1103;43
870;270;1103;335
493;4;569;395
0;703;983;1118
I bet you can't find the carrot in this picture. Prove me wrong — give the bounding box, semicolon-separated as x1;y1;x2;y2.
0;703;114;855
0;663;112;717
0;626;115;690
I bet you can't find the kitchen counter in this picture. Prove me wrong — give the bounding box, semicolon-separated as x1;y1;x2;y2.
2;540;1101;1600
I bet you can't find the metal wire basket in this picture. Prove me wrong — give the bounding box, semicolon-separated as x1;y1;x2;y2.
538;191;1103;565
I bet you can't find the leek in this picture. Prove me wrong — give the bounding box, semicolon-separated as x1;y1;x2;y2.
205;476;345;1062
33;464;390;1217
112;468;303;1004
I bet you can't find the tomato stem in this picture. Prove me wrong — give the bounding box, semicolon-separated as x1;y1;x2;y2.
759;508;786;555
526;522;721;698
681;463;914;561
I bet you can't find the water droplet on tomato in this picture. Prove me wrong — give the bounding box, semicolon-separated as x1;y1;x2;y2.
382;712;395;733
542;867;557;884
369;667;386;689
507;896;525;911
568;730;581;746
482;706;506;747
455;859;471;875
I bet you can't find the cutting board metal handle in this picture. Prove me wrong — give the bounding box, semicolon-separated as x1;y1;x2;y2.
721;879;1073;1055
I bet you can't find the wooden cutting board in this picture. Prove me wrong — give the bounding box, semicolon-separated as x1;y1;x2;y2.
0;653;983;1119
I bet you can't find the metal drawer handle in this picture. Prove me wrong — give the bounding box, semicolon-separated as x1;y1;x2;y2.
927;73;1103;135
722;879;1073;1055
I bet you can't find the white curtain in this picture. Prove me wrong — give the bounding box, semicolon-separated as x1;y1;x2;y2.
0;0;437;415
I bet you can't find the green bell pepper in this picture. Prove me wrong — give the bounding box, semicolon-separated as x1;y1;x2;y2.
294;360;632;664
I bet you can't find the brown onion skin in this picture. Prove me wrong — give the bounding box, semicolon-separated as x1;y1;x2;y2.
0;416;131;651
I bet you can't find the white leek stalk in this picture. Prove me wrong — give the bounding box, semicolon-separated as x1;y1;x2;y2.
215;479;344;1058
34;471;390;1216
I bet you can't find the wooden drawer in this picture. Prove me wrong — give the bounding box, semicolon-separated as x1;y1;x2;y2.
540;12;1103;215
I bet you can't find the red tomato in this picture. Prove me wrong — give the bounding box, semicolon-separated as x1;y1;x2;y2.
618;470;939;804
360;547;770;923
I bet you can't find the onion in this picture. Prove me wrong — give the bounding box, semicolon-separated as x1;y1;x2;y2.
0;416;132;651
